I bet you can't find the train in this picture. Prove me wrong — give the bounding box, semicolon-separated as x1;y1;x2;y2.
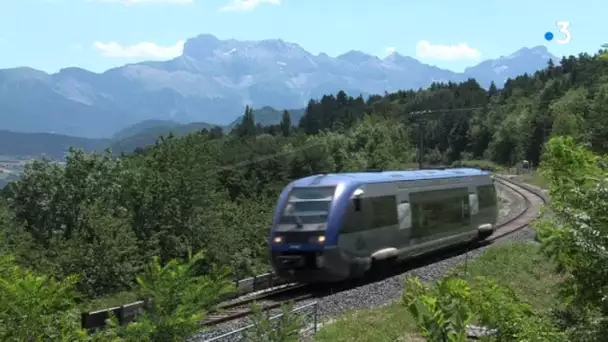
268;168;498;283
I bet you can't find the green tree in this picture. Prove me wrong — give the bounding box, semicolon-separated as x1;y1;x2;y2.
600;44;608;60
534;136;608;341
280;110;292;137
236;106;257;138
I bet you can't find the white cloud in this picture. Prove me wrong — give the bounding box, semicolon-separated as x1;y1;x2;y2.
219;0;280;12
99;0;193;5
415;40;481;61
385;47;396;56
93;40;185;58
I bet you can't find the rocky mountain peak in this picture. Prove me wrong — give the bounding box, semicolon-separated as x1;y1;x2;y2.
182;34;222;60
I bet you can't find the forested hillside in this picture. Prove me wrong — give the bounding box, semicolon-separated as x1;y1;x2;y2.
0;130;107;159
108;106;304;155
0;49;606;340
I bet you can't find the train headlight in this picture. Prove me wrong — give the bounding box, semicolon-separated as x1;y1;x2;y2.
317;235;326;243
273;236;282;244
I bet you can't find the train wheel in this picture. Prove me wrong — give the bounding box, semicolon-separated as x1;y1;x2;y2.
477;229;494;244
367;256;398;279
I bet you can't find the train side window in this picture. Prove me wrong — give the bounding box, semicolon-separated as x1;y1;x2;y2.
370;196;398;229
397;201;411;230
410;188;469;237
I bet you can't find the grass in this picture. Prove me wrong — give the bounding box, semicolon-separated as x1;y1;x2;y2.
314;303;420;342
518;170;548;189
456;243;561;314
455;159;507;173
314;242;561;341
78;290;140;312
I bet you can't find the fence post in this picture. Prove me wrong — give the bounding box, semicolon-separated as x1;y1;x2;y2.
313;302;318;333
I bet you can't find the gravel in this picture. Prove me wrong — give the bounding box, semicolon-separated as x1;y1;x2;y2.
191;183;538;342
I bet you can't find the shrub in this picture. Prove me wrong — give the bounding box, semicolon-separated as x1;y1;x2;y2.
402;275;566;342
0;254;89;342
92;249;234;342
402;276;473;342
534;136;608;340
246;301;304;342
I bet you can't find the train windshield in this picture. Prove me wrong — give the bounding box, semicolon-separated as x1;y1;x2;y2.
279;187;335;225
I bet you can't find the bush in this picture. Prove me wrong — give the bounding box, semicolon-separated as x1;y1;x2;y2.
402;276;472;342
92;249;234;342
534;136;608;340
402;275;566;342
0;246;235;342
470;277;565;341
246;301;303;342
0;254;89;342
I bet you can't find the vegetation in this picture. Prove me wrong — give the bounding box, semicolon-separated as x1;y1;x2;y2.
0;48;607;340
315;243;562;342
517;170;548;188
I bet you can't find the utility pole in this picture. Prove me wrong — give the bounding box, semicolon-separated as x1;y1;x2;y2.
419;120;424;169
408;110;431;170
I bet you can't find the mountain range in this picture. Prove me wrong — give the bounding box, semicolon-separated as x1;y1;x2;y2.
0;33;558;138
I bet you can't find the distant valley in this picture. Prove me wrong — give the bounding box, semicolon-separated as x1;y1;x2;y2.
0;33;557;138
0;105;305;160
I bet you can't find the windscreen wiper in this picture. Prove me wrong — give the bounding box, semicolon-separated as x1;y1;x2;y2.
293;215;303;228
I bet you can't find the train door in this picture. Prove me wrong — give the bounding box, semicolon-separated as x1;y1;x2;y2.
468;187;480;231
469;192;479;216
341;186;371;257
396;192;412;248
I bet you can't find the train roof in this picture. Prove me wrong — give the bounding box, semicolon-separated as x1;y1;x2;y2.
290;168;490;187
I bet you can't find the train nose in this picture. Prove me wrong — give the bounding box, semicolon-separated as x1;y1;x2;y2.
277;254;306;268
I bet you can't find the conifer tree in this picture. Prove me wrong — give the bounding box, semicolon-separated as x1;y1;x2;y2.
280;110;291;137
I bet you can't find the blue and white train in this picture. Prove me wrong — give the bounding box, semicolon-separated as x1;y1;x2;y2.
269;168;498;282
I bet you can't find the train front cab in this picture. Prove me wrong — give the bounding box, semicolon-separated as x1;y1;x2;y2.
269;185;353;282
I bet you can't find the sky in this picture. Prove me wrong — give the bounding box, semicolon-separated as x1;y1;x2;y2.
0;0;603;74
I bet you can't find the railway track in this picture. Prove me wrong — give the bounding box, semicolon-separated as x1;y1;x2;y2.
201;175;547;328
203;283;311;325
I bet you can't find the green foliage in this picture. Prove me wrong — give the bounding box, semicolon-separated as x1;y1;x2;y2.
450;159;506;172
402;276;473;342
470;277;566;341
4;150;143;298
534;136;608;341
403;275;566;342
246;302;303;342
0;248;236;342
93;250;234;342
0;254;89;342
